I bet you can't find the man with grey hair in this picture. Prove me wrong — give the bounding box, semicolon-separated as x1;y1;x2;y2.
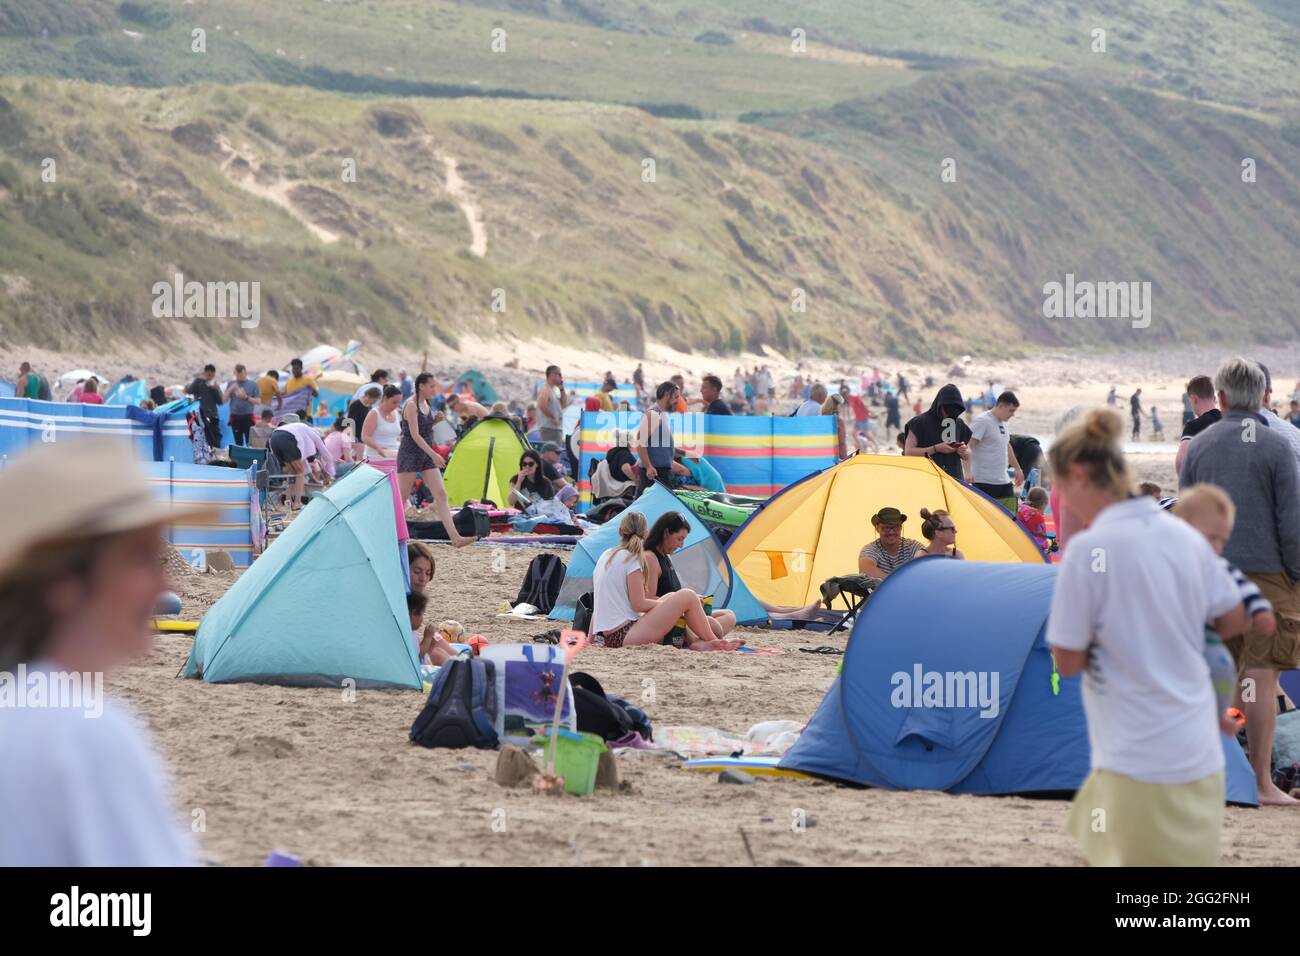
1182;356;1300;806
795;382;827;416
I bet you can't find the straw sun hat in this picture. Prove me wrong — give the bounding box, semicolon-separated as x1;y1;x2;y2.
0;438;218;585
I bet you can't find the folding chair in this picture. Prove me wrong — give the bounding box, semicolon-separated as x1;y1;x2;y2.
262;443;323;516
818;574;882;635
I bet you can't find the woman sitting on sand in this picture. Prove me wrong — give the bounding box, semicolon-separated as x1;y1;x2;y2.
508;449;557;509
643;511;737;644
0;439;203;865
858;506;923;578
589;512;743;651
509;450;573;521
408;541;435;592
917;508;965;560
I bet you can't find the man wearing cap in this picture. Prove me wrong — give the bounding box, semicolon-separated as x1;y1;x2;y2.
858;507;924;579
0;439;210;865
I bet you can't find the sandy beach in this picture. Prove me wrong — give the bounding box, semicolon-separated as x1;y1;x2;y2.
124;534;1289;868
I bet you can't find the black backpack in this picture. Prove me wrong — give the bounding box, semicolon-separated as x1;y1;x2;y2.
409;657;499;750
569;672;653;742
513;554;566;614
408;506;489;541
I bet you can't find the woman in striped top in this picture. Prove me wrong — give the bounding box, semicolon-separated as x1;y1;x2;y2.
858;507;924;578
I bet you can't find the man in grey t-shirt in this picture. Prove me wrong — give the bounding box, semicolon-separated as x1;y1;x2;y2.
967;391;1024;511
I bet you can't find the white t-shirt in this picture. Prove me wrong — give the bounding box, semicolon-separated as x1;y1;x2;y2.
968;410;1011;484
1046;497;1240;784
0;669;196;866
794;399;822;417
591;548;642;635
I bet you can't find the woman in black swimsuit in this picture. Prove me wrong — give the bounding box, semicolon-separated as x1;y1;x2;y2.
643;511;738;642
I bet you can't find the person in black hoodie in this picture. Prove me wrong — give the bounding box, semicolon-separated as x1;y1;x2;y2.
903;383;972;481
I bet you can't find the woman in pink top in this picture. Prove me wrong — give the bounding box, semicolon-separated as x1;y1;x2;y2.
78;379;104;404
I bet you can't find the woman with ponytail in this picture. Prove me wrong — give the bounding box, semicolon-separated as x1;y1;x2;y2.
589;511;743;651
1045;408;1248;866
917;508;964;559
396;373;475;548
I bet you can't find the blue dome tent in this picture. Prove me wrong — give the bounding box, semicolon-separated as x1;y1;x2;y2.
550;483;766;626
780;559;1258;805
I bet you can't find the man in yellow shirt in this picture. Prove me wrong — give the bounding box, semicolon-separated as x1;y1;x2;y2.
596;381;616;413
280;358;319;422
255;368;281;413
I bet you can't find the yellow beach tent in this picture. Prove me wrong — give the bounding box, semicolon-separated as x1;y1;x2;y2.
442;415;530;507
727;454;1045;607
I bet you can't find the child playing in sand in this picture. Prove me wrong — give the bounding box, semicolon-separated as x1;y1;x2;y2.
1173;485;1278;730
407;592;461;667
1017;487;1051;554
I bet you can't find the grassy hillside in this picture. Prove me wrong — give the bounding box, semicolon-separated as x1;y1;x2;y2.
2;74;1297;357
761;69;1300;349
467;0;1300;114
0;79;939;355
0;0;916;119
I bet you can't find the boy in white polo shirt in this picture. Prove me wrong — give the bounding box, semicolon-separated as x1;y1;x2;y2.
1045;409;1247;866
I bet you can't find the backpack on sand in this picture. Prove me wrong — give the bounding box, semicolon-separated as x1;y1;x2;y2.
569;672;653;742
408;505;490;541
513;553;566;615
410;657;499;750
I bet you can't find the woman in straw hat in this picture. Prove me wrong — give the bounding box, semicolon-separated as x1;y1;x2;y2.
0;439;214;865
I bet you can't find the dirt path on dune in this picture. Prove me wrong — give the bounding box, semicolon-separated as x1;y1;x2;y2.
215;136;340;244
441;153;488;258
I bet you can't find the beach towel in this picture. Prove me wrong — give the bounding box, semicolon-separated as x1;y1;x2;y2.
278;385;314;418
648;722;802;758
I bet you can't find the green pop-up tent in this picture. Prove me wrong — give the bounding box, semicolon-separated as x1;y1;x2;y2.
181;465;420;689
442;415;529;507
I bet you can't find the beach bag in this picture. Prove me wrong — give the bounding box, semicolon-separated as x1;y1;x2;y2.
573;592;594;636
409;657;499;750
478;644;577;740
569;672;652;742
513;554;566;615
411;506;489;541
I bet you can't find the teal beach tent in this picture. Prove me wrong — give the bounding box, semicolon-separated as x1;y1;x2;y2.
182;465;420;688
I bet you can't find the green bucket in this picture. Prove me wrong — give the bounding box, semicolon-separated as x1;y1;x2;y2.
533;728;607;796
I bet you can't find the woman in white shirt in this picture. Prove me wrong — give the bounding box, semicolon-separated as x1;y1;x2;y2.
0;439;204;866
1046;408;1247;866
362;384;403;463
589;512;743;651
